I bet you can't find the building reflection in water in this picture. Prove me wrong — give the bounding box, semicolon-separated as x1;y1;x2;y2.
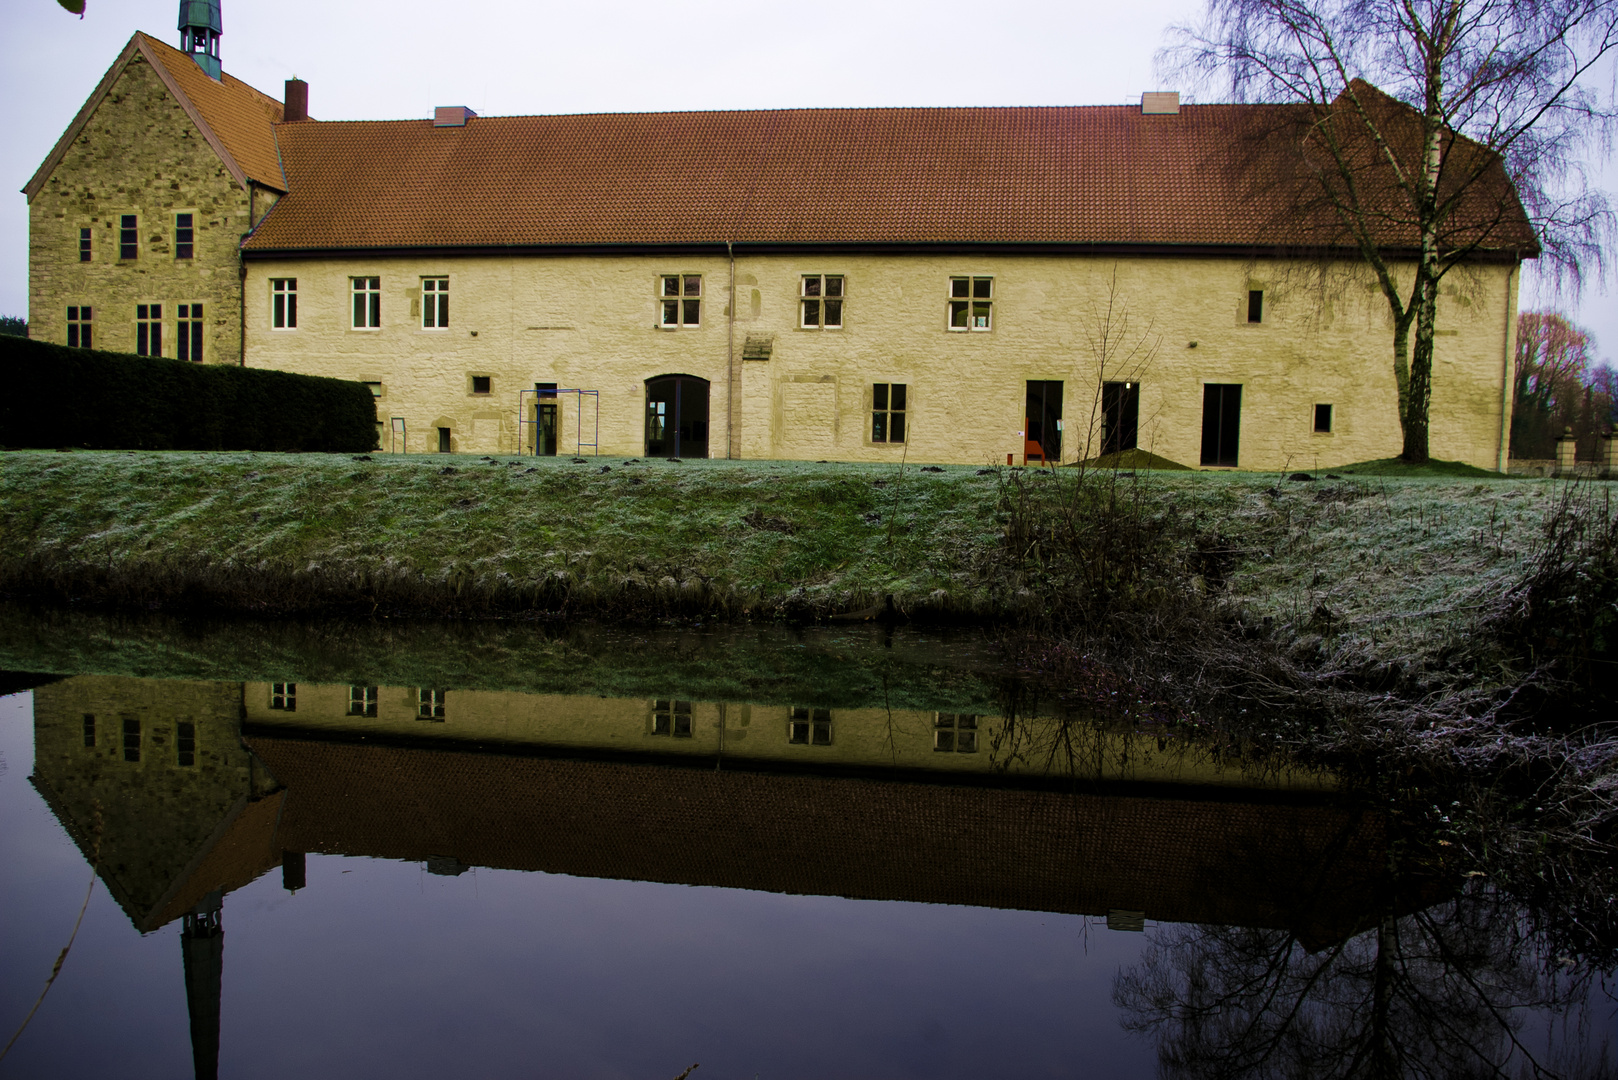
29;673;1408;1078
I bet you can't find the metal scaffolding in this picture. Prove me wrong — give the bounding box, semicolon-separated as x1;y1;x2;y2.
517;388;600;457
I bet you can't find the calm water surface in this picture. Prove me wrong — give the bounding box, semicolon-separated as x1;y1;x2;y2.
0;611;1610;1079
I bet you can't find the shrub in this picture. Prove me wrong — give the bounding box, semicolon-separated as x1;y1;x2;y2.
0;336;377;452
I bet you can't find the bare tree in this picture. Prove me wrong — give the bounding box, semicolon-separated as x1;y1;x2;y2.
1164;0;1618;463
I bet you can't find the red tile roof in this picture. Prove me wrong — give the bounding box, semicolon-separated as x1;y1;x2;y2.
243;93;1536;256
139;33;287;190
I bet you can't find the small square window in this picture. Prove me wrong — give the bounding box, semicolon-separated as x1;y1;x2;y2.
272;279;297;329
422;277;449;328
78;228;92;262
788;706;832;746
175;213;194;260
948;277;992;330
1314;403;1333;433
651;699;694;737
364;381;382;398
119;214;138;260
801;275;844;328
872;383;907;444
270;682;296;711
471;375;491;395
1247;289;1264;323
659;275;701;327
418;688;447;721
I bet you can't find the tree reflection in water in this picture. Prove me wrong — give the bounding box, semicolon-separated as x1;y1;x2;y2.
1113;884;1614;1080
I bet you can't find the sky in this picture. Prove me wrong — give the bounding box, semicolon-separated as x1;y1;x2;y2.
3;0;1614;362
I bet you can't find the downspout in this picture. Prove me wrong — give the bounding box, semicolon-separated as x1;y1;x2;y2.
1497;261;1517;473
727;240;736;459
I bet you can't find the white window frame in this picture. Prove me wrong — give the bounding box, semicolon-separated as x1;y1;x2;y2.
659;274;702;328
352;276;381;330
800;274;844;329
948;276;993;331
422;276;449;329
788;706;833;746
272;279;297;330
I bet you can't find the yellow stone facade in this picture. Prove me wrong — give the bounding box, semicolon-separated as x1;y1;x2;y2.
26;53;273;365
241;680;1333;790
243;252;1518;470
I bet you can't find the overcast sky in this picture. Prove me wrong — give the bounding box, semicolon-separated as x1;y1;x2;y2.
4;0;1613;361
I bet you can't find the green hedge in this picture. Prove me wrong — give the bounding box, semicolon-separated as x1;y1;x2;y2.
0;336;377;452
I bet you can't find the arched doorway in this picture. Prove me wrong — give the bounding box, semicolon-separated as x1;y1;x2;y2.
645;375;710;458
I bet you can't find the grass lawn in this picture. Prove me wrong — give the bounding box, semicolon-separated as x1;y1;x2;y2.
0;450;1596;661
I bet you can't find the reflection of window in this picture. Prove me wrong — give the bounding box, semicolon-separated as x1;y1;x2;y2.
83;713;96;748
652;699;693;737
177;721;196;766
789;706;832;746
270;683;296;711
659;275;701;327
948;276;992;331
934;713;978;752
349;685;379;717
123;718;141;762
418;688;447;721
872;383;907;443
801;275;844;328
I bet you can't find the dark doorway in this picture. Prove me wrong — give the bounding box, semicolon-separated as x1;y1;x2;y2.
437;427;452;454
1101;381;1140;455
645;376;710;458
1200;384;1242;467
1024;381;1063;464
533;383;558;456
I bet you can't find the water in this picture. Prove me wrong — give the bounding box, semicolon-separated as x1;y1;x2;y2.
0;609;1610;1079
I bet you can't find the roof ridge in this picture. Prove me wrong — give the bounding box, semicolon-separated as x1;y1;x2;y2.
273;101;1273;126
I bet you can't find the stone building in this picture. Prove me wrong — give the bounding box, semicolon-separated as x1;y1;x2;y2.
26;8;1536;470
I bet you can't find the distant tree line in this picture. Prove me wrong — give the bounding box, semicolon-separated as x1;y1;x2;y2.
0;316;25;338
1511;311;1616;461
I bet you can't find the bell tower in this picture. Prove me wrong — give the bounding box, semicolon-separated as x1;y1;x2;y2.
177;0;222;80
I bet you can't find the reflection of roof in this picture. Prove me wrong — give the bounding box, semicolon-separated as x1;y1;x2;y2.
24;32;286;200
246;732;1388;946
145;791;284;932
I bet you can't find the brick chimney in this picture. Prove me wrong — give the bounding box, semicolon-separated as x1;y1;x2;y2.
284;78;308;122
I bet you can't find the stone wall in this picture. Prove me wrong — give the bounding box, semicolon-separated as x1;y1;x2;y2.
242;251;1517;470
27;53;253;364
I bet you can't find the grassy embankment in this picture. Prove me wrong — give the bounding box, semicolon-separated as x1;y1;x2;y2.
0;449;1575;639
